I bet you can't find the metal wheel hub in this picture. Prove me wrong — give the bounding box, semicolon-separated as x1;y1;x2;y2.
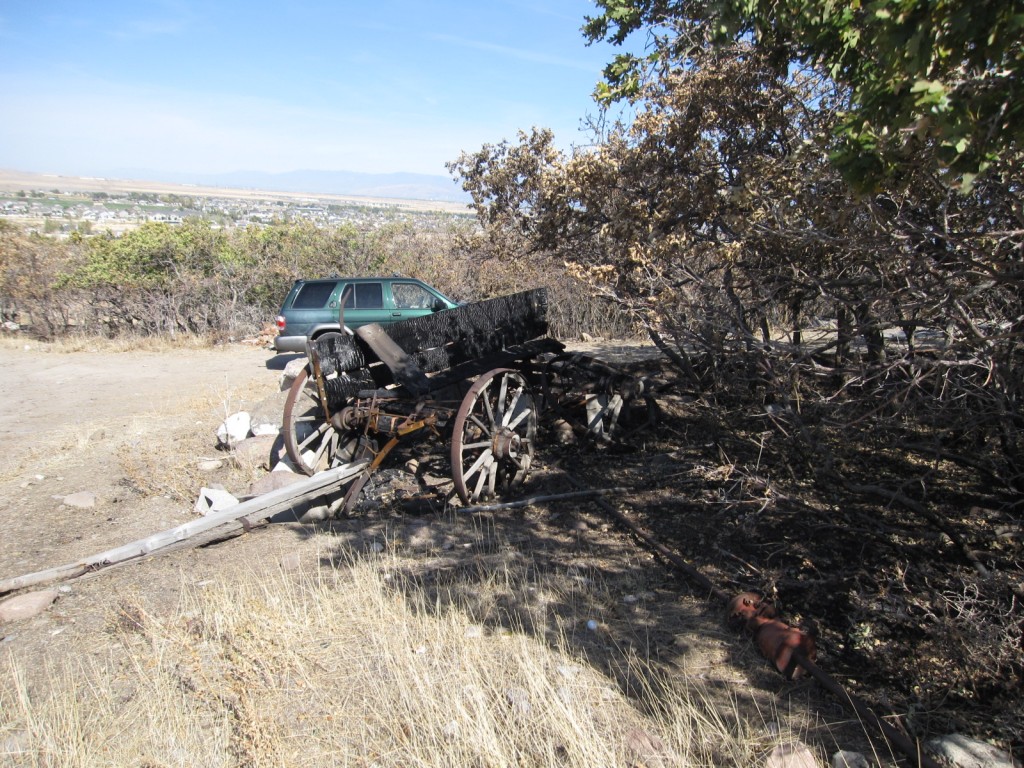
492;429;522;461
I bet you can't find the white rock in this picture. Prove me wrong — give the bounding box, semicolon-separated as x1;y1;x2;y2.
832;751;869;768
297;504;330;523
442;720;460;738
280;359;308;390
279;552;302;571
197;459;224;471
765;743;820;768
233;434;277;469
216;411;251;447
926;734;1021;768
271;456;297;473
250;422;279;437
505;687;531;714
247;472;306;497
62;491;96;508
0;590;59;623
193;487;239;516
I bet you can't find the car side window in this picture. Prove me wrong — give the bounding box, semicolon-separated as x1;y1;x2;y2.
292;282;335;309
392;282;433;309
353;282;383;309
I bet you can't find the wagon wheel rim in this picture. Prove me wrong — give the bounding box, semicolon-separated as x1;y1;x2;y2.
283;367;359;475
451;368;537;505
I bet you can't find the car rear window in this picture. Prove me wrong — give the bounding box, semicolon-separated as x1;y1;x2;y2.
292;282;335;309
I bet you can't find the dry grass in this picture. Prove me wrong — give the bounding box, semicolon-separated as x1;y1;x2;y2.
0;332;224;354
0;544;806;767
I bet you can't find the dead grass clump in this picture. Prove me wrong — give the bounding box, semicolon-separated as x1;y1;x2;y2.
0;547;798;767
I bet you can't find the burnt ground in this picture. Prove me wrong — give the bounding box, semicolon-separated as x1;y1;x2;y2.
366;343;1023;761
0;340;1020;765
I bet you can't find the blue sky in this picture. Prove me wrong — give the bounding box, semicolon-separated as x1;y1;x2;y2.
0;0;632;180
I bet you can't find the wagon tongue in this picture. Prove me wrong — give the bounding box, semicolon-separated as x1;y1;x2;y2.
354;323;431;396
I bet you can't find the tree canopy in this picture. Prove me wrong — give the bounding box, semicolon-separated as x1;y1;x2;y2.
584;0;1024;189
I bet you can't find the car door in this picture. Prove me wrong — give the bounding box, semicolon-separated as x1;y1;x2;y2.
387;281;448;323
337;281;387;329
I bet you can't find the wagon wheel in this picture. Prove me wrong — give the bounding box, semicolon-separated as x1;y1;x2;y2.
451;368;537;505
283;367;366;475
541;354;657;443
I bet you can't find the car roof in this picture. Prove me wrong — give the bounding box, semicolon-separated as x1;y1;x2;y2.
295;276;424;283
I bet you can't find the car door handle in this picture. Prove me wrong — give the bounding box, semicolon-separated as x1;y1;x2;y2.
391;311;402;316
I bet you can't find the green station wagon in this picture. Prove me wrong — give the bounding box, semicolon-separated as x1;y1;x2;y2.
273;276;459;353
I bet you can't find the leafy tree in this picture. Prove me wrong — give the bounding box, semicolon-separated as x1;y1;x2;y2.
452;40;1024;488
584;0;1024;189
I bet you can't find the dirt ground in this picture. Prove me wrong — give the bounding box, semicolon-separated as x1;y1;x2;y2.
0;340;1019;765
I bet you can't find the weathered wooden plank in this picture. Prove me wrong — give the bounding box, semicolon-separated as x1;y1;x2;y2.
0;461;369;596
354;323;430;395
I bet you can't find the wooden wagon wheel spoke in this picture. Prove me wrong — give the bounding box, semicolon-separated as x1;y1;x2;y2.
283;367;361;475
451;368;538;505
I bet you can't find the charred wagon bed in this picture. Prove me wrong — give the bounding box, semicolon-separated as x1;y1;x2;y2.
281;288;657;514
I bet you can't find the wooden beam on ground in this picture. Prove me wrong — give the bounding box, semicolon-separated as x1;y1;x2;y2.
0;461;368;596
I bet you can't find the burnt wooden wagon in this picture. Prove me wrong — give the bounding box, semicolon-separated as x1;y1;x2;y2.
281;287;657;514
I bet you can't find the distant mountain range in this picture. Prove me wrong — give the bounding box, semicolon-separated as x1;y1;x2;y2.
112;168;472;204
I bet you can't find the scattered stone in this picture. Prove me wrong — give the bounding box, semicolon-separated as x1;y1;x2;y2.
625;727;674;768
1;729;30;757
250;422;279;437
832;751;869;768
580;332;594;343
0;590;59;623
279;552;302;571
298;503;331;523
249;390;289;428
280;358;308;391
3;320;20;332
246;472;306;497
442;720;460;738
271;456;298;473
234;434;278;470
403;518;437;550
197;459;224;472
505;687;531;715
216;411;251;448
419;472;450;488
62;491;96;508
551;418;575;445
926;734;1021;768
766;743;821;768
193;487;239;516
